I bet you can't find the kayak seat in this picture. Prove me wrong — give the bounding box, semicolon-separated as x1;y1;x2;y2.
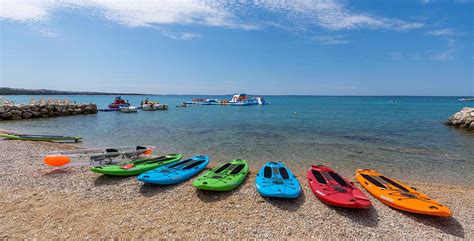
230;164;245;175
214;163;232;174
183;160;205;170
360;174;386;189
328;171;349;187
279;167;290;179
168;159;193;168
264;166;272;178
312;170;327;184
379;175;409;192
91;155;107;162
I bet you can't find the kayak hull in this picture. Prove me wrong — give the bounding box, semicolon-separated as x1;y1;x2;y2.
42;146;156;167
193;159;249;191
355;169;451;217
307;165;371;209
137;156;209;185
90;154;183;176
255;162;301;199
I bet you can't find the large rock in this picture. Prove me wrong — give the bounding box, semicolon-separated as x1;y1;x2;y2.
22;112;32;119
446;107;474;131
1;112;13;120
0;106;5;114
32;111;41;118
11;110;22;116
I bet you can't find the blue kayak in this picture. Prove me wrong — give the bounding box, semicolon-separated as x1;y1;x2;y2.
255;162;301;198
137;155;210;185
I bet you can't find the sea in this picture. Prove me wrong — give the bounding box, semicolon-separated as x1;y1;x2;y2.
1;95;473;186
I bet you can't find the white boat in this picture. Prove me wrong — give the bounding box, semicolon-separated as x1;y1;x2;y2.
120;106;138;113
141;100;168;110
142;103;168;110
458;98;474;102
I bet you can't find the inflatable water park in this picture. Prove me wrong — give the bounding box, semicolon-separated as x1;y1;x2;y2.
190;93;269;106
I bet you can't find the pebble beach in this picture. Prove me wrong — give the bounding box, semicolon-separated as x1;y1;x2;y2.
0;138;472;239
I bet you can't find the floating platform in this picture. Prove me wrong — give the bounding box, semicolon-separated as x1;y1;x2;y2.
98;107;143;112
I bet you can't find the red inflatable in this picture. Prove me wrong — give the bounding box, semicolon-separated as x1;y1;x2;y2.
307;165;371;209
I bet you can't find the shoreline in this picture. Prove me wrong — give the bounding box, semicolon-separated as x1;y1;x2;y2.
0;139;472;239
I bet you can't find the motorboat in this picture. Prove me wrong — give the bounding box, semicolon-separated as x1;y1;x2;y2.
141;100;168;111
108;96;130;109
120;106;138;113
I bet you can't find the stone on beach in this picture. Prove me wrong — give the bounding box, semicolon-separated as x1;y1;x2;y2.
445;107;474;130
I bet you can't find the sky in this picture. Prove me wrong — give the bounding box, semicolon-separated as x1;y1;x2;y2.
0;0;473;96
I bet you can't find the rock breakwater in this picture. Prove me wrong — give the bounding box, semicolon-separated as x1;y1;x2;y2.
445;107;474;130
0;103;98;121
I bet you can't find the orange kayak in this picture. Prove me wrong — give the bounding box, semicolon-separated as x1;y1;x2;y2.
355;169;451;217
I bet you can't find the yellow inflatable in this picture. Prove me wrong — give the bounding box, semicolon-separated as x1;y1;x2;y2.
355;169;451;217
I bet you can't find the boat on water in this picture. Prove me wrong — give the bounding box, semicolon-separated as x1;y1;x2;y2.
141;99;168;110
120;106;138;113
458;97;474;102
176;102;188;107
108;96;130;109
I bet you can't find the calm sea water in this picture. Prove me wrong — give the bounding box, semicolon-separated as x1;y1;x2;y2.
2;95;473;185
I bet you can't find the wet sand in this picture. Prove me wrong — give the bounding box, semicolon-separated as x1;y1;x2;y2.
0;139;472;239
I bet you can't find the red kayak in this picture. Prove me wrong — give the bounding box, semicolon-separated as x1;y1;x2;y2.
307;165;371;209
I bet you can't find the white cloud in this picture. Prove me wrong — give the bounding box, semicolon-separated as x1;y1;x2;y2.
32;25;58;37
425;28;462;36
0;0;57;21
389;52;404;60
431;48;457;61
0;0;425;39
311;34;349;44
159;31;200;40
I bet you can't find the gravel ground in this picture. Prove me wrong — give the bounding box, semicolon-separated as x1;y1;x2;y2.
0;139;472;239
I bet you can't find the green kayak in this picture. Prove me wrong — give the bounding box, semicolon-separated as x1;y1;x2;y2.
193;159;249;191
90;154;182;176
0;134;82;142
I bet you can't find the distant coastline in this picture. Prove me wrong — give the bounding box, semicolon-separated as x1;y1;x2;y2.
1;87;472;97
0;87;151;96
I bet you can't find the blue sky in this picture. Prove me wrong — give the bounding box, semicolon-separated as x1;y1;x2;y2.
0;0;473;95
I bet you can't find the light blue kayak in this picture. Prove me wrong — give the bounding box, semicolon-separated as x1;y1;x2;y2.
137;155;210;185
255;162;301;198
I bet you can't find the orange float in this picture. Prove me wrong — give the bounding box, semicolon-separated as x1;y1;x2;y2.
43;155;71;167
